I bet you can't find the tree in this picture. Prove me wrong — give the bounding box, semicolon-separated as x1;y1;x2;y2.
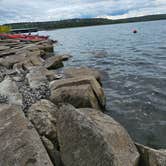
0;25;11;33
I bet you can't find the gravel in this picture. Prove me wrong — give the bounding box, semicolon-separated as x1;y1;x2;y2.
20;84;50;112
12;71;50;112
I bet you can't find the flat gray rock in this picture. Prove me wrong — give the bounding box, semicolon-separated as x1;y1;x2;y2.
50;76;106;109
50;84;101;109
27;99;57;141
0;104;53;166
0;76;22;105
26;66;48;88
136;143;166;166
57;105;140;166
0;45;10;51
44;56;64;69
64;67;101;83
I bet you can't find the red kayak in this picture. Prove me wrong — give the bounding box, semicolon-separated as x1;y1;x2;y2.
0;33;49;41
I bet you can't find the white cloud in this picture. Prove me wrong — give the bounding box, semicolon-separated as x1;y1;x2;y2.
100;5;166;20
0;0;165;24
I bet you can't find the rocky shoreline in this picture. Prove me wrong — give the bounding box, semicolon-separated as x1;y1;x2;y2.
0;39;165;166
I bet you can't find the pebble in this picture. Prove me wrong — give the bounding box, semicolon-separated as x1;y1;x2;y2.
18;83;50;112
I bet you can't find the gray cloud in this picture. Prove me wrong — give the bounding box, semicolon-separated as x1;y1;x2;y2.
0;0;165;24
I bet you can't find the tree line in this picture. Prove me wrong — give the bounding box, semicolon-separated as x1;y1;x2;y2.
3;14;166;31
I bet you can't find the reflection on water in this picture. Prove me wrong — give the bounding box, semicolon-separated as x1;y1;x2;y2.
40;20;166;148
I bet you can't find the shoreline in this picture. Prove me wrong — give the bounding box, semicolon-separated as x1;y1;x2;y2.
5;14;166;32
0;38;165;165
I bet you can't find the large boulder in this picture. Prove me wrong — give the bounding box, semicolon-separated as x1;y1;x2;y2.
26;66;49;88
37;41;54;52
0;53;27;68
64;67;102;84
50;84;101;110
44;56;64;69
136;143;166;166
0;76;22;105
27;66;59;81
29;54;44;66
38;67;63;81
0;104;53;166
27;99;57;142
56;105;140;166
50;76;106;109
26;50;44;66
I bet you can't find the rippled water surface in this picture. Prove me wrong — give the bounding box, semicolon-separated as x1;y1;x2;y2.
40;20;166;148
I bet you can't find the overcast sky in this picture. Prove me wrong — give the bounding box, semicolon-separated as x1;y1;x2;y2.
0;0;166;24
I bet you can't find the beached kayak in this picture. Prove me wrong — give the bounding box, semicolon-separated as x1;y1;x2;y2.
0;33;49;41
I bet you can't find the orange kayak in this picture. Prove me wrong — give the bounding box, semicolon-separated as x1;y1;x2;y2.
0;33;49;41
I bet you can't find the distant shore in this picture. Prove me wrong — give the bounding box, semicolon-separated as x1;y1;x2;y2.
4;14;166;32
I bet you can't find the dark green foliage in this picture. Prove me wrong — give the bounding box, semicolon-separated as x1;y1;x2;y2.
4;14;166;31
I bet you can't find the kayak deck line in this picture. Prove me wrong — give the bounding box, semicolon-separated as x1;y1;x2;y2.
0;33;49;41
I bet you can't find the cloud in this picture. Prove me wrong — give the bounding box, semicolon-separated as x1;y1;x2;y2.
0;0;166;24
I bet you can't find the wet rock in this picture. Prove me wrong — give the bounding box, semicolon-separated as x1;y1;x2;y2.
42;136;63;166
0;104;53;166
59;54;72;61
50;76;106;109
0;76;22;105
136;143;166;166
44;56;64;70
57;105;140;166
64;67;102;84
27;99;57;141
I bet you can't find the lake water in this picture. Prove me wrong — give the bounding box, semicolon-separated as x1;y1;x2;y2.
40;20;166;148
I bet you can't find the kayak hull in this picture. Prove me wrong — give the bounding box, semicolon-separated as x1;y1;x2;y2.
0;33;49;41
